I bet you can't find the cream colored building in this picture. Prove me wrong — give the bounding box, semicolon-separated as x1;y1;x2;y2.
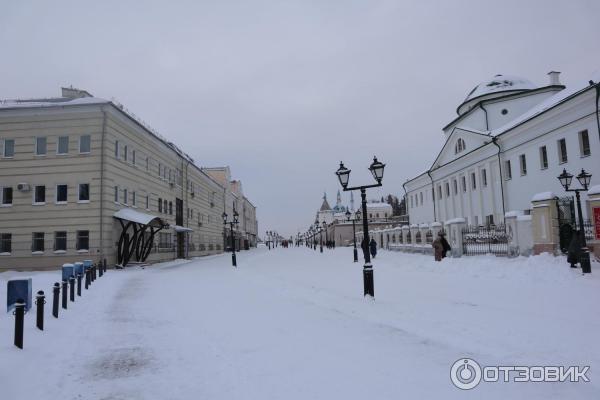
0;87;258;270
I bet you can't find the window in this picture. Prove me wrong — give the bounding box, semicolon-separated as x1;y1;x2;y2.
579;130;590;157
132;191;136;207
114;186;119;202
2;187;13;205
169;201;173;215
163;199;167;213
78;184;90;202
504;160;512;180
57;136;69;154
79;135;91;153
0;233;11;253
132;150;136;165
501;109;508;115
76;230;89;251
558;138;568;163
115;140;119;157
54;231;67;251
158;197;163;212
519;154;527;176
32;232;45;252
471;173;476;190
146;194;149;210
124;145;128;161
437;185;442;199
123;188;128;205
35;137;47;155
455;138;466;154
158;163;162;177
539;146;548;169
56;184;68;203
419;192;423;204
190;181;194;194
481;169;487;187
34;185;46;204
445;182;450;197
3;139;15;157
453;180;458;195
159;232;171;248
461;176;466;192
485;215;494;227
146;157;149;171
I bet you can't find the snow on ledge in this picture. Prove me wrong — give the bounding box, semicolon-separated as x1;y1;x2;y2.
517;215;532;221
445;218;466;225
419;223;430;229
430;222;442;227
531;191;555;202
505;210;524;218
588;185;600;196
410;224;419;228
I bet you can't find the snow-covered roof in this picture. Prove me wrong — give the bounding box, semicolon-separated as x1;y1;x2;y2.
0;96;109;109
172;225;193;233
531;192;555;202
588;185;600;196
461;74;536;110
366;202;392;208
114;208;166;227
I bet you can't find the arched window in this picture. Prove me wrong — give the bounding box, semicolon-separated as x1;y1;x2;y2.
455;138;466;154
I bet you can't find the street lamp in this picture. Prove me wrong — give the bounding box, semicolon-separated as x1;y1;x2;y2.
222;206;239;267
322;221;328;249
336;156;386;297
557;168;592;274
346;209;360;262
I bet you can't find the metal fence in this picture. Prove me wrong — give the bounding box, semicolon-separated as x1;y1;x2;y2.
461;224;509;256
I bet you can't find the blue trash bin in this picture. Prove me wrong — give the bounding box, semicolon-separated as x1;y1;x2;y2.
62;263;75;281
74;262;84;276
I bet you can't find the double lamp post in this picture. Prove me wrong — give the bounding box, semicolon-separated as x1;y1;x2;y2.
336;156;385;297
222;207;239;267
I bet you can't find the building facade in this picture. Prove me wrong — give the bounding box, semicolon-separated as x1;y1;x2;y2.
404;72;600;228
0;88;258;270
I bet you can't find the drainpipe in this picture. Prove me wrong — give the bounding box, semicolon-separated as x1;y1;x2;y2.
479;103;489;131
593;81;600;141
491;136;506;222
99;106;107;260
427;170;436;222
401;181;408;224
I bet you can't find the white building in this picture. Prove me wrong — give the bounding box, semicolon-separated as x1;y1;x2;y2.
404;72;600;227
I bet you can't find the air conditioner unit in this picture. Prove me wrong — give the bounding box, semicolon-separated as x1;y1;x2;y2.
17;183;30;192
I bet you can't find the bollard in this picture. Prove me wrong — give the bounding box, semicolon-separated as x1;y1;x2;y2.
93;264;97;281
62;280;68;309
14;299;25;349
103;258;107;273
52;283;60;318
85;269;90;289
35;291;45;331
77;273;82;296
99;260;104;277
69;276;75;302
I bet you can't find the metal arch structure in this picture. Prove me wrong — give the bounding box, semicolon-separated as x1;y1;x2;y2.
113;209;167;267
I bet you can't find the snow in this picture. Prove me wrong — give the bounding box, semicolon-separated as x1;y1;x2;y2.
505;210;524;218
445;217;466;224
113;207;165;226
463;75;536;104
588;184;600;196
365;202;391;208
0;96;108;109
1;247;599;399
531;191;555;202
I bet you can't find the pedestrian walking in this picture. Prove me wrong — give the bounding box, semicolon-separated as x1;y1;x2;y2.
369;238;377;259
440;232;451;258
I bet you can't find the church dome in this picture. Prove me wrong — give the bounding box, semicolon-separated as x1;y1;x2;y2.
457;74;536;115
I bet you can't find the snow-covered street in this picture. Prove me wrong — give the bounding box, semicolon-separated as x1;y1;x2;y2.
2;247;599;399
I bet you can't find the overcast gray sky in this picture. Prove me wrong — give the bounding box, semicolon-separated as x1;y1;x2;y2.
2;0;600;237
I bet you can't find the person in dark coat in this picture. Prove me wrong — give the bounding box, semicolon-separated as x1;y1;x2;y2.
567;231;580;268
440;232;451;258
369;238;377;259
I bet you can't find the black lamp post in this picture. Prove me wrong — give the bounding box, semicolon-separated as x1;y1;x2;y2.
346;209;360;262
318;224;323;253
222;206;239;267
322;221;328;249
558;168;592;274
336;156;385;297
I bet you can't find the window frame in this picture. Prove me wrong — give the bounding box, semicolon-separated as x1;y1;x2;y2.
504;160;512;180
79;134;91;154
1;186;13;206
2;139;15;158
33;185;46;205
32;232;45;253
35;136;47;156
0;233;11;254
557;138;568;164
579;130;591;157
76;230;90;252
57;136;69;155
54;231;67;252
519;154;527;176
78;183;90;203
539;146;548;170
471;172;476;190
55;184;68;204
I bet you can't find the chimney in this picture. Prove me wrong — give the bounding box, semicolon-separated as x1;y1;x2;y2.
547;71;561;86
61;86;93;99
